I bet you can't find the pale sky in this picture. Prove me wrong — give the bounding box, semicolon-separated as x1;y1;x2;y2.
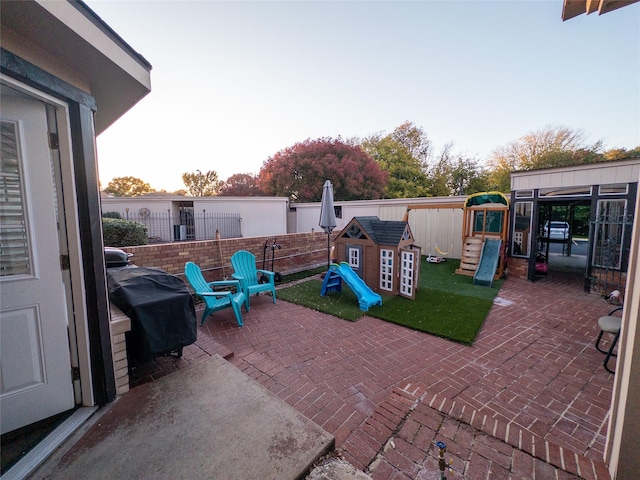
86;0;640;193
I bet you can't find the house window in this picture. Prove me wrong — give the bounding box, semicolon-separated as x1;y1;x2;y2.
599;183;628;195
0;121;31;277
334;206;342;219
539;186;591;197
515;190;533;199
511;202;532;257
379;249;394;291
593;199;627;270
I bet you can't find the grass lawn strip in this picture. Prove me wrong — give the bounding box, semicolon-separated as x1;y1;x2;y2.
277;258;501;345
277;279;364;322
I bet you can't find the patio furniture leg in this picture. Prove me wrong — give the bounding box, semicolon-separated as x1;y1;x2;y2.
603;330;620;374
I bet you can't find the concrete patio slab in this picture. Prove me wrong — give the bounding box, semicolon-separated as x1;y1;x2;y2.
34;355;334;480
32;267;618;479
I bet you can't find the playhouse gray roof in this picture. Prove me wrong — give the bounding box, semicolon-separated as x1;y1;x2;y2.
354;216;411;246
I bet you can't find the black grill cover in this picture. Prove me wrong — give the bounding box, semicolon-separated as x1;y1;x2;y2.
107;267;197;364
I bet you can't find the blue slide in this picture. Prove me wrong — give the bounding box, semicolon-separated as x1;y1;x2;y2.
320;262;382;311
473;239;502;287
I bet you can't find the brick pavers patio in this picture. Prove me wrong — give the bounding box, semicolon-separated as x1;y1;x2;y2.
131;269;617;479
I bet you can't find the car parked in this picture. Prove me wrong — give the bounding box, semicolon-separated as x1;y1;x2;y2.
543;221;570;241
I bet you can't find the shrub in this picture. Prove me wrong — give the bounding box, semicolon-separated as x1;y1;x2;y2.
102;211;122;219
102;218;148;247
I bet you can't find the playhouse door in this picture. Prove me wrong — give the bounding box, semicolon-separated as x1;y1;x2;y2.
399;247;419;300
346;244;363;278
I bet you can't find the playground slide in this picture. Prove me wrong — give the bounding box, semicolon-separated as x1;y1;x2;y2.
331;262;382;311
473;239;502;287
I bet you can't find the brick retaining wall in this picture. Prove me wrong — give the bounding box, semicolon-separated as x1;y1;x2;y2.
121;231;338;281
508;257;528;280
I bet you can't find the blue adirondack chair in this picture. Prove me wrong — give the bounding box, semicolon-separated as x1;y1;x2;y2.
184;262;247;326
230;250;276;311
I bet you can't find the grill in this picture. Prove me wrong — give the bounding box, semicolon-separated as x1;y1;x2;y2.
106;253;197;364
104;247;133;268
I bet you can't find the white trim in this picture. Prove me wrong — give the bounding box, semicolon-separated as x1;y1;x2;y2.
37;1;151;89
1;74;94;406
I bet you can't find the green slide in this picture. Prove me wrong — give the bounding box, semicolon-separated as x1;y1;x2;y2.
473;239;502;287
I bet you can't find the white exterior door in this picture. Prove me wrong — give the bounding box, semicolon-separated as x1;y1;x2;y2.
0;91;75;434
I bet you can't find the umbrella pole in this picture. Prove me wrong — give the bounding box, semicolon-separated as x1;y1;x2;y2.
327;234;330;268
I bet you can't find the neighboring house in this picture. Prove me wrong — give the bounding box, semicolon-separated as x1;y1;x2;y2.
101;194;289;241
1;0;151;445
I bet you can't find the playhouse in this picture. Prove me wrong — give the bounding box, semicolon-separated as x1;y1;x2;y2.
333;216;421;299
455;192;510;283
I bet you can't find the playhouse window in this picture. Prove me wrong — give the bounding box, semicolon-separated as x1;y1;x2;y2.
344;224;367;240
473;210;503;234
379;249;394;292
348;247;360;269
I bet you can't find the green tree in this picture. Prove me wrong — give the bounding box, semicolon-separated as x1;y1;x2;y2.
361;135;429;198
182;170;219;196
360;122;433;198
604;146;640;160
218;173;264;196
103;176;154;197
258;137;387;202
487;126;603;192
390;121;432;164
425;143;488;196
448;156;489;196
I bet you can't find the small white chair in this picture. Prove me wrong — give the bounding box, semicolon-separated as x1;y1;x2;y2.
595;306;623;373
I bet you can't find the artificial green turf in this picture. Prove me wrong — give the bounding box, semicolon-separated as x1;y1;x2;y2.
277;258;503;345
277;279;365;321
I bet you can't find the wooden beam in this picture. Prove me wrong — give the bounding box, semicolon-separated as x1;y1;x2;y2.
405;202;464;210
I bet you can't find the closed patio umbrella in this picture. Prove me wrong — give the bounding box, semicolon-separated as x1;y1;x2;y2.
319;180;337;267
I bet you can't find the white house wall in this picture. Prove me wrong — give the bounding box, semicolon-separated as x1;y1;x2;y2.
192;198;288;238
101;196;289;238
293;202;378;234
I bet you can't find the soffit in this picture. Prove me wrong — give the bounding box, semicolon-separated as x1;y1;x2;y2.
562;0;639;20
1;0;151;134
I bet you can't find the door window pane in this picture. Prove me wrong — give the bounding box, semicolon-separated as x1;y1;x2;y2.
593;200;627;269
1;121;31;276
512;202;532;257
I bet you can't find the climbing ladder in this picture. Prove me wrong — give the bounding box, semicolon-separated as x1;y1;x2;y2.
455;237;483;277
320;265;342;295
